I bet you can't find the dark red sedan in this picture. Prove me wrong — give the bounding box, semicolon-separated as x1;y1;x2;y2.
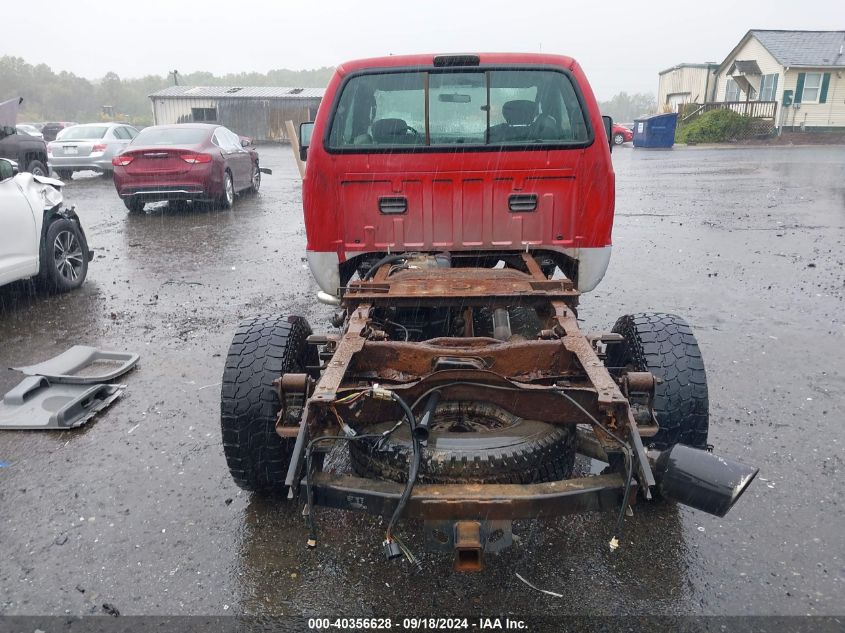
112;124;264;212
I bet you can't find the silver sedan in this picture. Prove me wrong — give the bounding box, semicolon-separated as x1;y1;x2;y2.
48;123;139;178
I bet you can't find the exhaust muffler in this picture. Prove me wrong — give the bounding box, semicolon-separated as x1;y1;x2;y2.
652;444;758;517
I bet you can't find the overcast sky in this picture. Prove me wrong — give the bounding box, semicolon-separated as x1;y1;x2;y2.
3;0;840;99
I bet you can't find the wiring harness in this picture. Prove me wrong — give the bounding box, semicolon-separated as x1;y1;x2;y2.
408;381;636;551
303;380;636;571
303;386;425;572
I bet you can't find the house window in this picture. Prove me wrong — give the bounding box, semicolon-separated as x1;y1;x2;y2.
191;107;217;122
800;73;822;103
725;78;741;101
759;74;779;101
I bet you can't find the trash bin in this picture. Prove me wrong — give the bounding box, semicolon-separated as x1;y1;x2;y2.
633;113;678;148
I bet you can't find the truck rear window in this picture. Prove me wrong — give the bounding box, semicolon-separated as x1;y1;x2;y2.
328;69;589;149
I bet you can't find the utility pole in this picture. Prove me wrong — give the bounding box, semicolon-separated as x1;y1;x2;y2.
170;70;179;86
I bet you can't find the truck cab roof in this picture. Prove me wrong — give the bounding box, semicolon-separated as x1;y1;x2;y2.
335;53;579;74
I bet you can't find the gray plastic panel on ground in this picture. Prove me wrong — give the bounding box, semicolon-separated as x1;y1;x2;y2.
0;376;125;430
12;345;139;384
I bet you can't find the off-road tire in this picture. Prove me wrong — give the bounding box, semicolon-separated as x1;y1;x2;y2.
608;313;709;450
220;315;314;493
350;412;576;484
38;218;88;292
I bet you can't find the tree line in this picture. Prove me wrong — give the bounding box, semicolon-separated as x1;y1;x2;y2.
0;55;655;126
0;56;334;125
597;92;656;124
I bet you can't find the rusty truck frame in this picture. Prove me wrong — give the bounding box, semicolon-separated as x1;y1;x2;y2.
247;251;757;571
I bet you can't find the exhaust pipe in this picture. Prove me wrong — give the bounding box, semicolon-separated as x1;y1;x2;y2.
653;444;758;517
316;291;341;306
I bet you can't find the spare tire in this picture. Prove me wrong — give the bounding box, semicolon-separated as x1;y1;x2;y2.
350;401;576;484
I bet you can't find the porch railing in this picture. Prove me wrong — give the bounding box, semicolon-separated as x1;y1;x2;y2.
698;101;777;120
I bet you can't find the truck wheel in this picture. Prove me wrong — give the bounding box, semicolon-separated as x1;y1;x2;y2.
350;402;576;484
26;160;48;177
607;313;709;450
220;315;315;493
39;218;89;292
124;198;145;213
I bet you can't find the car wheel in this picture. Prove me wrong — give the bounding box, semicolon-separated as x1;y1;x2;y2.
26;160;48;177
249;164;261;193
613;133;625;145
218;170;234;209
124;198;145;213
54;169;73;180
39;219;88;292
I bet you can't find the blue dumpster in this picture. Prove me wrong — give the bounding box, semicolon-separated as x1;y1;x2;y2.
633;113;678;148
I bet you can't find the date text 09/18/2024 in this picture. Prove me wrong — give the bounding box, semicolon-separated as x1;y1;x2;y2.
307;617;528;630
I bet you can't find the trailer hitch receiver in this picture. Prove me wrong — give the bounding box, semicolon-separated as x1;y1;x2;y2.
454;521;483;572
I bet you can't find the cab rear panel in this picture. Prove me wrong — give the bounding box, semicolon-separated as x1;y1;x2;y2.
303;54;615;295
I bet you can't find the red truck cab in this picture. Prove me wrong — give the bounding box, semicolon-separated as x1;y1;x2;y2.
301;53;615;299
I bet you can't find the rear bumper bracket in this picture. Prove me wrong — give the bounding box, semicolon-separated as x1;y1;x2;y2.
302;472;633;520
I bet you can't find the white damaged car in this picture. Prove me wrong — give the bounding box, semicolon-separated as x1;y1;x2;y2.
0;157;92;291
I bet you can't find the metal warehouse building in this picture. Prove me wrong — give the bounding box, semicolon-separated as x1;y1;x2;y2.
148;86;324;142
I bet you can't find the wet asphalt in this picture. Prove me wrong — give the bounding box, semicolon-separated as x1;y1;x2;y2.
0;143;843;617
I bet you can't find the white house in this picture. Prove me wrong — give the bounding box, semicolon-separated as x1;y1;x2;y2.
713;30;845;131
657;63;719;112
